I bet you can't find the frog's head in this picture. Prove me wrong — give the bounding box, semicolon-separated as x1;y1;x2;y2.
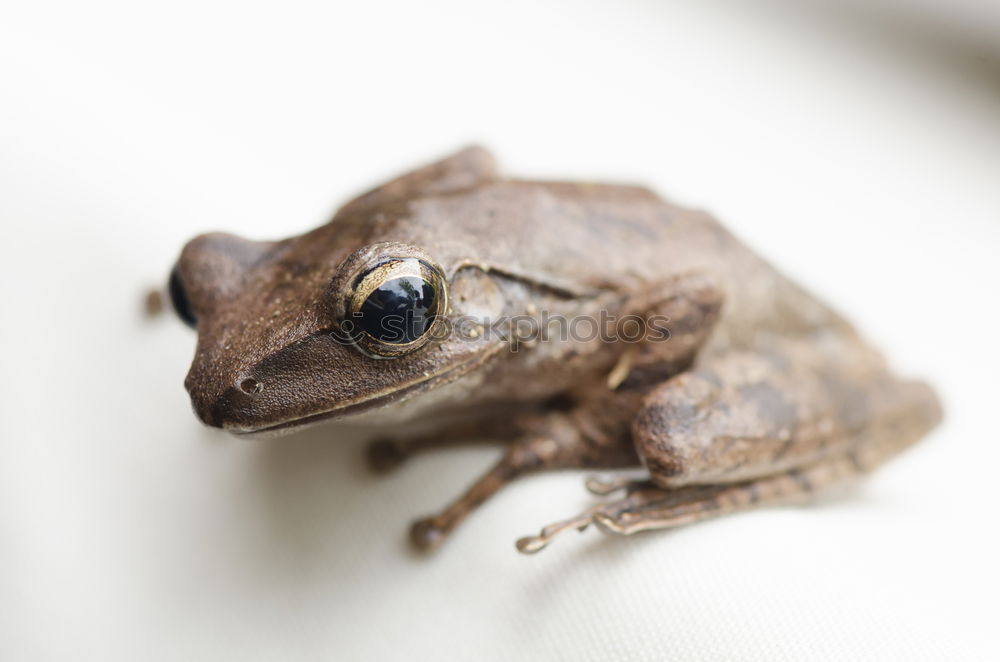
168;148;509;435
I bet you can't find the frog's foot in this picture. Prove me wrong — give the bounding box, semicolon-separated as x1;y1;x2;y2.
514;483;660;553
515;481;670;553
515;458;860;553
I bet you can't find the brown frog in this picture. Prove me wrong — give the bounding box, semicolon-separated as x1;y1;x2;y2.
166;147;941;553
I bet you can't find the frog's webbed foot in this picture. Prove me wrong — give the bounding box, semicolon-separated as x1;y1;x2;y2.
515;458;866;554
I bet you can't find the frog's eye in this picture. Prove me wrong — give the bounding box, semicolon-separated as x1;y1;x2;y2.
343;257;447;357
168;265;197;329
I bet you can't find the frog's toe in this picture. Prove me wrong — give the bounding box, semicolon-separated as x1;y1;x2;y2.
409;517;448;551
366;438;409;473
515;512;596;554
584;473;654;495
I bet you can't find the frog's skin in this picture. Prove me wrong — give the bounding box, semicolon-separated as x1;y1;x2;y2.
169;147;941;552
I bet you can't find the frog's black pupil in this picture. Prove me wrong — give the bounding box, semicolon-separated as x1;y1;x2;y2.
168;266;197;329
358;276;437;344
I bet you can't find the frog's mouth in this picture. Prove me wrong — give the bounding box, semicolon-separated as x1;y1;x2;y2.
222;343;503;438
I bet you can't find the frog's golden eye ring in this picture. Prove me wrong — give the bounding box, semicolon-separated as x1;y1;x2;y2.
340;255;448;358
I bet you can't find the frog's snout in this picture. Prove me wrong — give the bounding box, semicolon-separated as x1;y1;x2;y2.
184;377;230;429
185;373;266;431
172;232;291;431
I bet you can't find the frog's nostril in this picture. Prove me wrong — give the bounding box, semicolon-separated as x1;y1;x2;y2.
239;378;264;395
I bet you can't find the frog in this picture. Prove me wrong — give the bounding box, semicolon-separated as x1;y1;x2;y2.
165;146;942;553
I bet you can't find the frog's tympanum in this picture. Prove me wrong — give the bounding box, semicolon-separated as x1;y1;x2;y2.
168;147;941;552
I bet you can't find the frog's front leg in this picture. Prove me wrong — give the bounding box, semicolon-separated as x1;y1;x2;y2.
518;335;942;553
406;398;642;550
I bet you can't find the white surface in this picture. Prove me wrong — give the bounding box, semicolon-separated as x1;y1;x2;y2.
2;1;999;660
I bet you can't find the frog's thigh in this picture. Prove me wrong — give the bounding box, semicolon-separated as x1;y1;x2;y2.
632;341;942;489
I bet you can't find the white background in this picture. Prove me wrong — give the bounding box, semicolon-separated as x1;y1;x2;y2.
2;1;999;660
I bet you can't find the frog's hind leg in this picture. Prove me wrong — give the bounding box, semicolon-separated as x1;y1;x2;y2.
632;340;942;491
518;338;942;552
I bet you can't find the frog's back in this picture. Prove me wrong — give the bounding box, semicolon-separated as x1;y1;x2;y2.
398;179;712;291
396;177;860;352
